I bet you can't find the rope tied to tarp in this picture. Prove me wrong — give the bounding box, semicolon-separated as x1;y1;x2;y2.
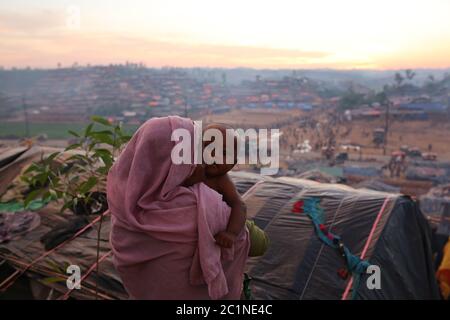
0;210;111;292
293;197;370;299
341;196;391;300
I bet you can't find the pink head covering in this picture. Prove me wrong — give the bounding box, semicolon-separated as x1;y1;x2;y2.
107;116;249;300
107;116;196;231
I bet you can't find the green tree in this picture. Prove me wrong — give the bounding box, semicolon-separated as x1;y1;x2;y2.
339;88;365;110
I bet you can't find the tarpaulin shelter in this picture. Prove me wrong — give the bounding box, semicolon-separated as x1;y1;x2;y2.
0;206;126;300
0;146;126;300
230;171;440;300
407;161;450;184
406;167;448;184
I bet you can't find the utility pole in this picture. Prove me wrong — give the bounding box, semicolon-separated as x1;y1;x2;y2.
383;99;391;156
22;95;30;138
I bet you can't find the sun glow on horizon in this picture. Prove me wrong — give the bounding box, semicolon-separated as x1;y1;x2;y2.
1;0;449;69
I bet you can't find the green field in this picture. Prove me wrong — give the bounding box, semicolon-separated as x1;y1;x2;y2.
0;122;140;140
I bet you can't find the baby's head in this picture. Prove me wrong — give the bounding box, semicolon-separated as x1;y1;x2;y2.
203;123;238;177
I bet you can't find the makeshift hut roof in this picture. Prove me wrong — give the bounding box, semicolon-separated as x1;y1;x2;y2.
0;146;124;300
231;171;440;300
0;206;126;300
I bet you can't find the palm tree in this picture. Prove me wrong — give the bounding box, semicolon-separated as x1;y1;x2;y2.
394;72;404;87
405;69;416;81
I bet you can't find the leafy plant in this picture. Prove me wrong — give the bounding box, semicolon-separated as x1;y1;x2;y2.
19;116;132;299
20;115;131;215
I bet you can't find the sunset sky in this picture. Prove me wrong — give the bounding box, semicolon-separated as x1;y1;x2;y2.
1;0;450;69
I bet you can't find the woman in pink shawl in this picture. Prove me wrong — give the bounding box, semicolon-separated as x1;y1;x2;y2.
107;116;250;299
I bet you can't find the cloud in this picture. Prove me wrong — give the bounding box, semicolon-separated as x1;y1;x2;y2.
0;2;449;69
0;28;332;68
0;9;65;34
0;9;332;68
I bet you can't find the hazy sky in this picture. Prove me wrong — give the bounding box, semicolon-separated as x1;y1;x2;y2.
1;0;450;69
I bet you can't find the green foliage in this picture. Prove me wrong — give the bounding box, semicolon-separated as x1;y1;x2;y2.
20;116;131;214
338;88;366;110
0;121;138;139
41;260;71;285
339;78;394;111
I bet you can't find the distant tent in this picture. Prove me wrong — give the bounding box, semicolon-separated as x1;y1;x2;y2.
343;165;382;178
399;102;447;113
406;167;448;184
230;172;440;300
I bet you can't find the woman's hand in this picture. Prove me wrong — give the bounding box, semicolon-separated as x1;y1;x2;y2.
214;231;237;248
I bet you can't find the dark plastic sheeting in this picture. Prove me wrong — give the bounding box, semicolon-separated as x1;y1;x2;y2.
229;171;266;195
234;174;440;300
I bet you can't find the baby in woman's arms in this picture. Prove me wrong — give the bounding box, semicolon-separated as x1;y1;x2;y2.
183;123;269;255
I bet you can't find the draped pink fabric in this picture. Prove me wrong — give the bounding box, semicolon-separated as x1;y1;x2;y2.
107;116;249;299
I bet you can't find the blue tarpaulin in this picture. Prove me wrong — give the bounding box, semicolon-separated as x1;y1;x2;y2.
343;166;381;177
